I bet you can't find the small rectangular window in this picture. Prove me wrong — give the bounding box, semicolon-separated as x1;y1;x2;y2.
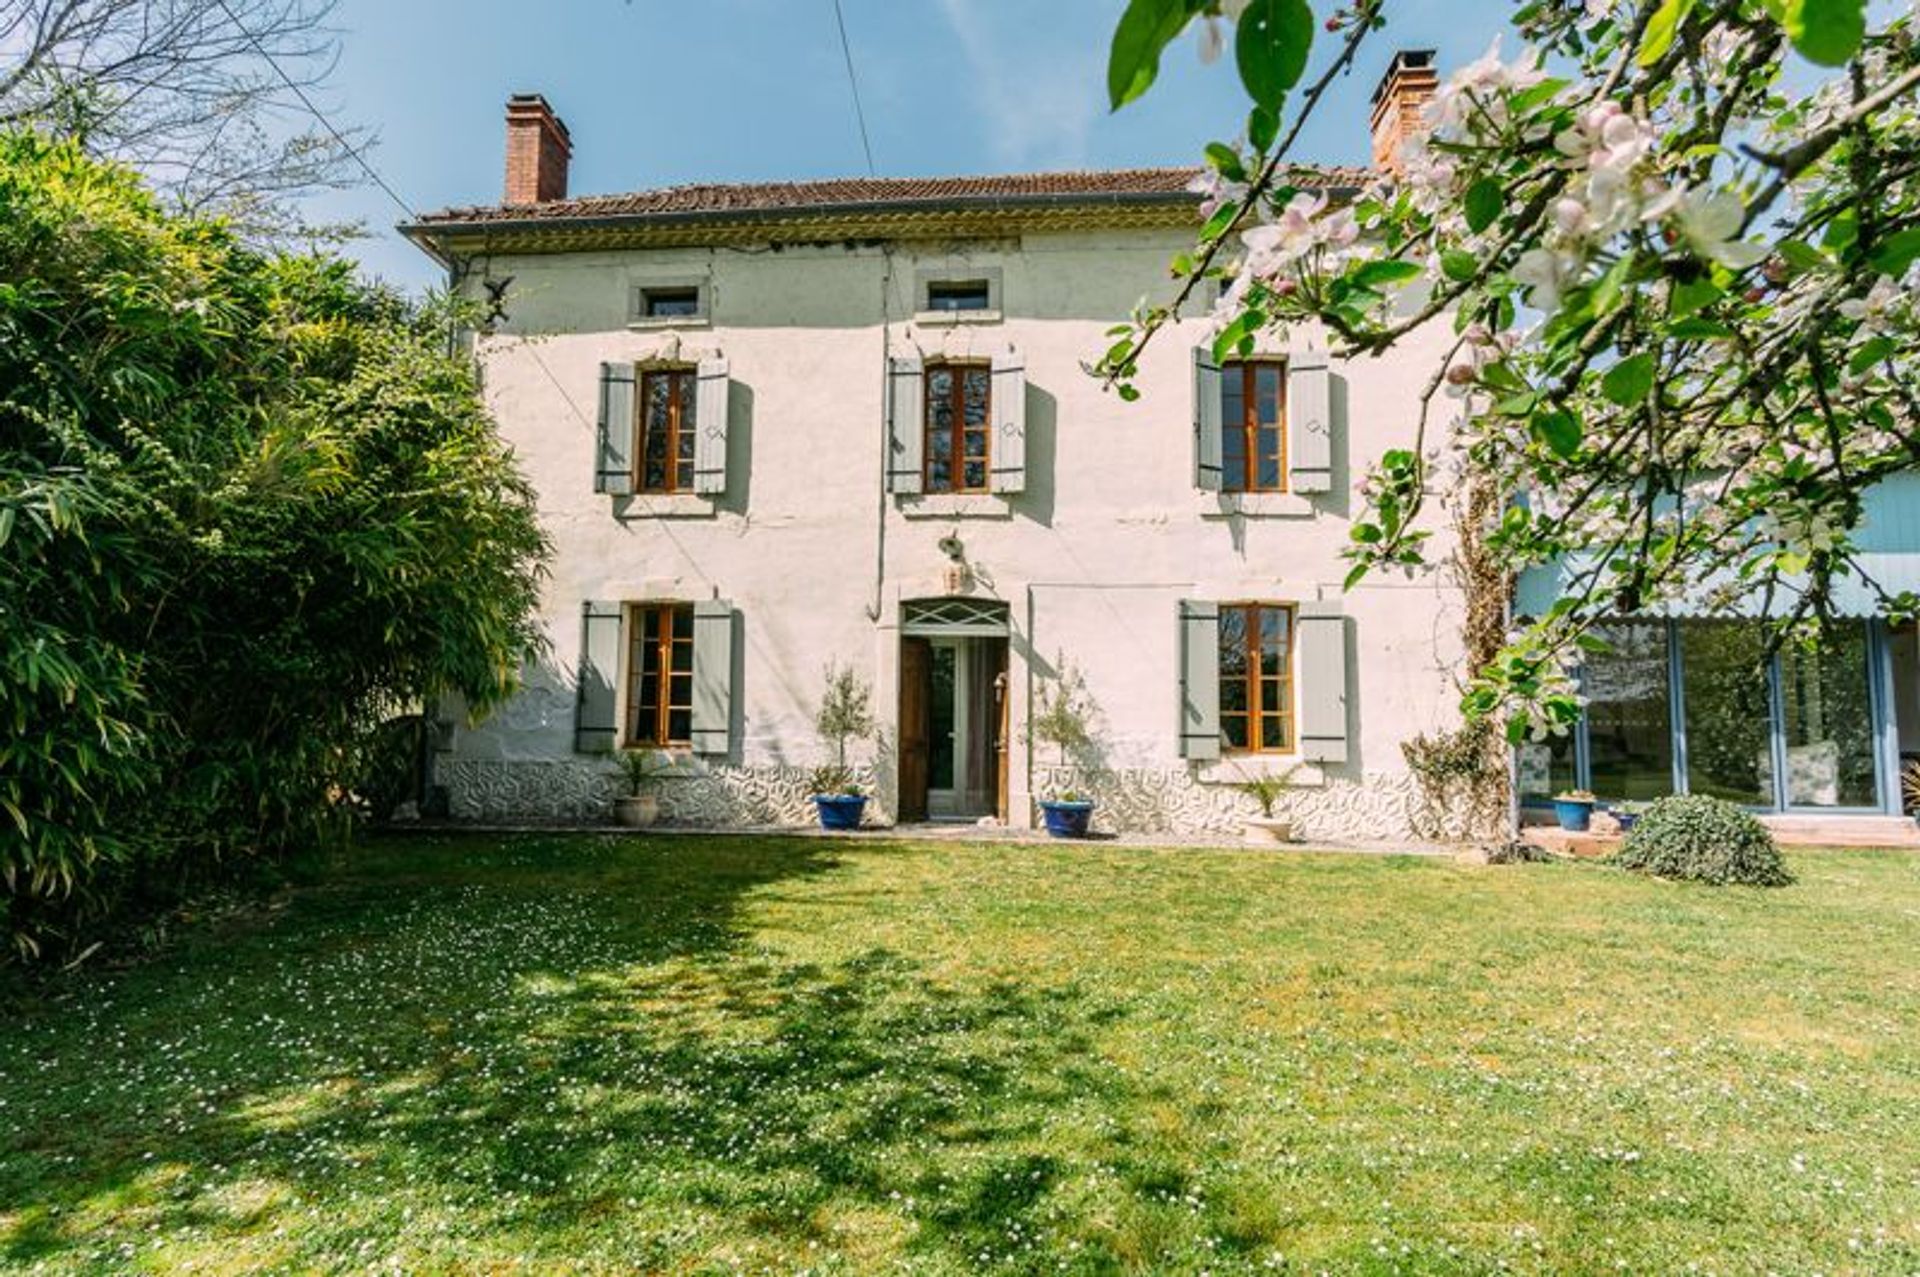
1219;603;1295;753
923;362;992;493
926;280;992;312
641;286;701;318
1221;360;1287;493
627;603;695;746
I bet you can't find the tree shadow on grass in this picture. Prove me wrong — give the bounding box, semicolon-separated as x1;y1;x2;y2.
0;833;1176;1272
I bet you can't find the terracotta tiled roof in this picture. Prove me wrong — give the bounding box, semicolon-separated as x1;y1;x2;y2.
411;164;1371;226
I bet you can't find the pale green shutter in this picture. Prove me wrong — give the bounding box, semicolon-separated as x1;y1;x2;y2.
1193;346;1223;491
989;348;1026;494
575;601;624;753
1178;600;1221;761
596;362;636;495
1288;350;1333;493
693;355;731;496
1298;600;1349;763
690;600;735;756
886;355;924;495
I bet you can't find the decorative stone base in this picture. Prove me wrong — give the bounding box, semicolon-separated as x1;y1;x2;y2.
1032;766;1420;841
437;758;890;827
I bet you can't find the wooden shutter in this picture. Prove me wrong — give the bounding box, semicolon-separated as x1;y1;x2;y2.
574;600;624;753
596;362;636;495
886;354;924;495
1193;345;1223;491
692;355;731;496
690;600;735;756
989;348;1026;494
1178;599;1222;761
1288;349;1333;493
1298;599;1349;763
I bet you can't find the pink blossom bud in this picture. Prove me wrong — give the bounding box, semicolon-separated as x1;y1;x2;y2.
1446;362;1477;386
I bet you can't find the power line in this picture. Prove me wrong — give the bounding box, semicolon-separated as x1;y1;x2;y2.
211;0;418;221
830;0;876;176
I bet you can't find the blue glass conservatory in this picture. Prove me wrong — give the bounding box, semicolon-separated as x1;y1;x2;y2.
1515;475;1920;817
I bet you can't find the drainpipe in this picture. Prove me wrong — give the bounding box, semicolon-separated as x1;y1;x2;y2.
866;242;894;624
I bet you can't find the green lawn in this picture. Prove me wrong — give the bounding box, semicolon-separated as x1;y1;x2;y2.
4;836;1919;1274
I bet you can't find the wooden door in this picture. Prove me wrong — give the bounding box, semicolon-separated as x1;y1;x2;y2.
899;637;931;822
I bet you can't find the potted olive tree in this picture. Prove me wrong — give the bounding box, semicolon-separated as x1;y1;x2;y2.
1032;657;1097;838
811;662;874;831
1233;767;1298;845
613;749;671;827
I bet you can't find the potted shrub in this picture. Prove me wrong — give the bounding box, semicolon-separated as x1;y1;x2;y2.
613;749;670;827
810;662;874;830
1234;767;1297;845
1553;788;1598;832
1031;655;1098;838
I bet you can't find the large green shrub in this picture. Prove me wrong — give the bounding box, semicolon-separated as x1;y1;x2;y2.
1611;796;1793;887
0;132;548;958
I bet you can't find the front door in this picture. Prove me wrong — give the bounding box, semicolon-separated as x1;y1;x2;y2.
899;637;931;823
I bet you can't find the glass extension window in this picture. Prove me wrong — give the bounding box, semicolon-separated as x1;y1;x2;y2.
1221;360;1286;493
924;362;991;493
638;368;696;493
1219;603;1296;752
627;603;693;746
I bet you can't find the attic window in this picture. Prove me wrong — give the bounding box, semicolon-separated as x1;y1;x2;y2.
641;286;701;318
926;280;991;312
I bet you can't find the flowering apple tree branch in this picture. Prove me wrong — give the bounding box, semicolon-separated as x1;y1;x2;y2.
1099;0;1920;744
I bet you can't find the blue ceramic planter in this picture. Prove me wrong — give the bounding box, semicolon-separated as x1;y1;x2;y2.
1612;809;1640;832
1039;800;1095;838
1553;797;1595;832
813;794;867;831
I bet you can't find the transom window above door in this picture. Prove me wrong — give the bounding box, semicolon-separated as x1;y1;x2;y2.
1219;602;1296;753
637;367;696;493
1221;360;1287;493
924;362;991;494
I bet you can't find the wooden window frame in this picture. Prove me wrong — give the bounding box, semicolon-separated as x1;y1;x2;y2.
625;602;694;747
1219;602;1297;754
922;361;992;495
635;366;697;494
1222;359;1288;494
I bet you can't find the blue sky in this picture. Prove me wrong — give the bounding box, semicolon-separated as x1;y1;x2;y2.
303;0;1502;290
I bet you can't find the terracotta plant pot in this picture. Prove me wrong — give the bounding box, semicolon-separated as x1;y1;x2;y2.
1242;815;1293;846
613;795;659;828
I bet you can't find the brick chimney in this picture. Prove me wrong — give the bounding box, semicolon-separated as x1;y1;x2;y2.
1369;49;1438;176
504;93;571;205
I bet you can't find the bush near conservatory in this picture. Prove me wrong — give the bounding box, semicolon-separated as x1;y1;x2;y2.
1102;0;1920;749
1611;795;1793;886
0;133;547;959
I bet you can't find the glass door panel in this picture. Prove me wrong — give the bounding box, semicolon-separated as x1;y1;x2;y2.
1679;622;1774;805
1584;621;1676;801
928;645;956;793
1779;621;1880;808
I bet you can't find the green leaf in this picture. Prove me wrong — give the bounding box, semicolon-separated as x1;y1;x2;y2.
1601;353;1657;405
1204;142;1247;182
1870;227;1920;276
1849;335;1894;375
1464;179;1503;234
1247;104;1279;152
1234;0;1313;111
1200;199;1241;242
1666;317;1735;339
1109;0;1195;110
1669;277;1722;319
1532;408;1582;458
1350;259;1424;290
1440;249;1478;282
1639;0;1693;66
1784;0;1866;66
1777;239;1833;273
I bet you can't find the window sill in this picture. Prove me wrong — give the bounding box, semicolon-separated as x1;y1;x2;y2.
626;315;710;331
612;493;717;520
1195;757;1324;787
896;493;1013;520
913;309;1003;327
1197;492;1315;519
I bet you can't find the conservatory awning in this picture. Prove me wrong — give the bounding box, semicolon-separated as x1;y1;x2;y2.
1514;473;1920;619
